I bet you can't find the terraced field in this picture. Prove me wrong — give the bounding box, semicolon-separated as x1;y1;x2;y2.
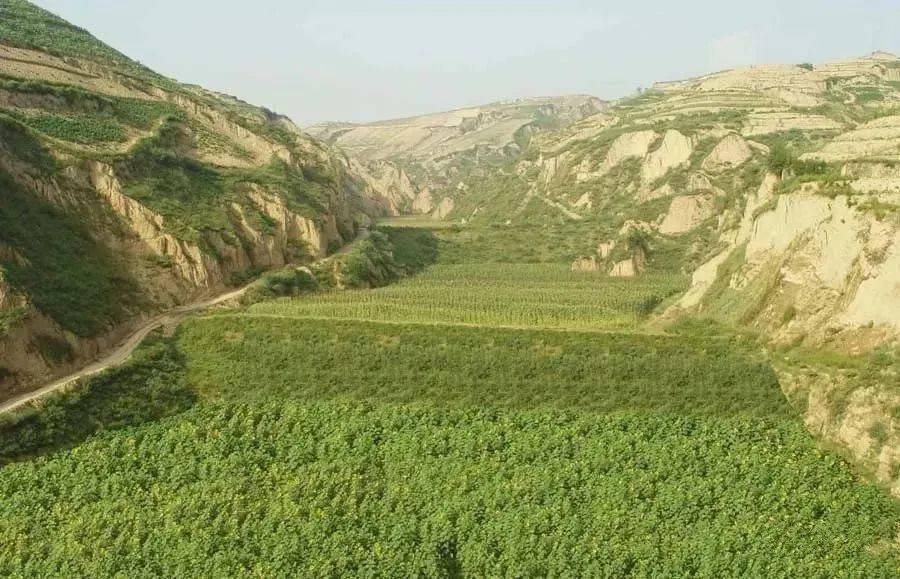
249;264;687;330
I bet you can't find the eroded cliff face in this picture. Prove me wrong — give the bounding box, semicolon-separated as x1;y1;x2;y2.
665;174;899;494
349;158;420;216
674;179;899;351
779;365;900;497
0;12;377;396
0;149;364;396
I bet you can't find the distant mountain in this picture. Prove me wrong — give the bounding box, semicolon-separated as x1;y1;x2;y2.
327;51;900;354
308;96;606;215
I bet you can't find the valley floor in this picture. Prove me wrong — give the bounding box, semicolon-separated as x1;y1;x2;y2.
0;224;897;576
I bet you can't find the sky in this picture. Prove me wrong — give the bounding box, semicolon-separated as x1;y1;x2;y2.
33;0;900;126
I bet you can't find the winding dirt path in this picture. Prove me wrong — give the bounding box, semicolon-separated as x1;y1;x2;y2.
0;285;250;414
0;230;369;415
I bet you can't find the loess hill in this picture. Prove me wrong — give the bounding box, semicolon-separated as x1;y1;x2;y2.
0;0;419;396
0;1;899;576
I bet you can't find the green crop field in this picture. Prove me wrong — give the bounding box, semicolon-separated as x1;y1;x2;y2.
179;317;789;417
1;400;897;577
376;216;459;229
1;223;898;576
250;263;688;330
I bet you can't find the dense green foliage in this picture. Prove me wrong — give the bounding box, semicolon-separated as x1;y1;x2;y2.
9;111;126;144
378;226;439;274
0;401;897;576
0;335;192;463
0;170;140;336
255;264;687;330
314;231;406;288
433;221;609;263
240;267;319;306
180;316;789;418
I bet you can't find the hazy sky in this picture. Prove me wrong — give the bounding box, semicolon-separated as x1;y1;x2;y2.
33;0;900;125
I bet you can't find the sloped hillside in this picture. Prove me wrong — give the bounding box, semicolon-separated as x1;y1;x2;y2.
334;53;899;493
308;96;605;216
0;0;379;396
377;53;900;352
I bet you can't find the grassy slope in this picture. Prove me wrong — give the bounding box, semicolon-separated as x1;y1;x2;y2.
0;0;170;85
0;168;141;336
0;3;357;338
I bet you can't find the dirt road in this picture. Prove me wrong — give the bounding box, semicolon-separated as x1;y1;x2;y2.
0;285;251;414
0;229;369;414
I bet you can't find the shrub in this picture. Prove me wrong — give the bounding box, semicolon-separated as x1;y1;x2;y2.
240;267;319;305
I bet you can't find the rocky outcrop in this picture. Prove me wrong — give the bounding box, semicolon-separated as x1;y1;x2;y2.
571;256;600;272
538;151;571;184
641;130;693;185
597;241;616;259
351;159;419;215
432;197;455;220
89;162;224;288
609;246;647;278
412;188;435;214
702;134;753;172
246;186;329;258
577;130;658;181
780;367;900;497
610;258;637;278
162;92;292;166
674;176;900;348
659;194;716;234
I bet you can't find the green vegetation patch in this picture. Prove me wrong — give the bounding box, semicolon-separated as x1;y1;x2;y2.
0;306;25;337
0;400;896;576
240;267;319;306
0;334;192;463
179;316;787;418
379;225;438;267
255;264;687;330
434;222;608;264
0;75;179;128
314;230;405;289
0;170;140;336
0;113;56;173
9;111;126;144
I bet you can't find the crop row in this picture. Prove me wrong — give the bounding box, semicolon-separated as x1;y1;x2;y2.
249;264;687;330
0;400;896;576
